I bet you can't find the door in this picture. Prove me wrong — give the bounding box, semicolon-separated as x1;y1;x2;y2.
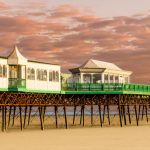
9;65;26;88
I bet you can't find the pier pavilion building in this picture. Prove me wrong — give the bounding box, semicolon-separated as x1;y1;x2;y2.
0;46;61;93
69;59;132;84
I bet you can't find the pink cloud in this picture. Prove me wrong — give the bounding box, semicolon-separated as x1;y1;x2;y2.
0;3;149;84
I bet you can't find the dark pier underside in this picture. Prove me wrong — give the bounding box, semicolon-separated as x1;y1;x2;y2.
0;92;150;132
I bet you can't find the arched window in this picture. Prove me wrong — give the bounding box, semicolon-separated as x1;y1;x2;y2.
39;69;43;80
37;69;40;80
55;71;59;82
31;68;35;80
0;65;2;77
52;71;55;81
3;65;7;78
49;71;53;81
43;70;47;81
27;68;31;79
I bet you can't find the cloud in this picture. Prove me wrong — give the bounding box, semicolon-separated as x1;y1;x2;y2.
0;2;149;84
0;2;9;10
50;4;79;18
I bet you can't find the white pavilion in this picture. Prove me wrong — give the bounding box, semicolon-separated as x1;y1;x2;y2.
69;59;132;84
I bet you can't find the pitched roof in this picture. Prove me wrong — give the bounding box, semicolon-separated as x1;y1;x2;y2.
7;45;27;65
81;59;122;71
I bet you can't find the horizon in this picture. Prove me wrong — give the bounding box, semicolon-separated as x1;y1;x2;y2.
0;0;150;84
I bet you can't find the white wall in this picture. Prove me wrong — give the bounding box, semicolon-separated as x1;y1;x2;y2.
26;61;61;92
0;58;8;89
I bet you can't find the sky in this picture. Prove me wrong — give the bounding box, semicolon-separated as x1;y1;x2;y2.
0;0;150;84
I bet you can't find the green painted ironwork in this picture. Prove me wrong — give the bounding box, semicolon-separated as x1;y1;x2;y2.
61;83;150;94
8;78;26;89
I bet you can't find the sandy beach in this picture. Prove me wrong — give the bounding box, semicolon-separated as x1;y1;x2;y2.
0;126;150;150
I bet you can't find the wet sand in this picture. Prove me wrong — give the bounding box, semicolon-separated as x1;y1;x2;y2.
0;126;150;150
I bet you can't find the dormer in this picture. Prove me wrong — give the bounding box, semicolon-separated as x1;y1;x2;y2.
7;46;27;65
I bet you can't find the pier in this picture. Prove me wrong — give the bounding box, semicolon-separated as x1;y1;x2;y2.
0;83;150;131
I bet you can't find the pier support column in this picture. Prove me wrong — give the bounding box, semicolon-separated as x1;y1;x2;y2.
73;105;76;125
23;106;27;128
82;105;85;127
123;105;127;126
118;95;122;127
8;106;12;127
1;106;5;132
39;106;44;130
145;105;148;123
19;106;23;131
127;105;131;124
64;106;68;129
80;106;83;125
28;106;32;126
103;105;106;123
54;106;58;128
134;105;139;126
91;103;93;126
12;106;16;127
98;104;102;127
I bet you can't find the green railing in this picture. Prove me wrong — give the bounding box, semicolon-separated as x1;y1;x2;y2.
62;83;150;93
8;78;26;88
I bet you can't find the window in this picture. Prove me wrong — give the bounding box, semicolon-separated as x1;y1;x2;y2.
55;71;59;82
115;76;119;83
125;77;129;83
9;66;17;78
27;68;31;79
0;65;3;77
49;70;59;82
37;69;40;80
52;71;55;81
93;74;102;83
27;68;35;80
43;70;47;81
36;69;48;81
49;71;53;81
83;74;91;83
3;65;7;78
110;75;114;83
31;68;35;80
104;74;108;83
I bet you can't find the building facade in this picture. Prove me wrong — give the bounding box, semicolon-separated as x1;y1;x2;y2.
69;59;132;84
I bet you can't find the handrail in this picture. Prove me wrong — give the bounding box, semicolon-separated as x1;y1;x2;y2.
61;83;150;93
